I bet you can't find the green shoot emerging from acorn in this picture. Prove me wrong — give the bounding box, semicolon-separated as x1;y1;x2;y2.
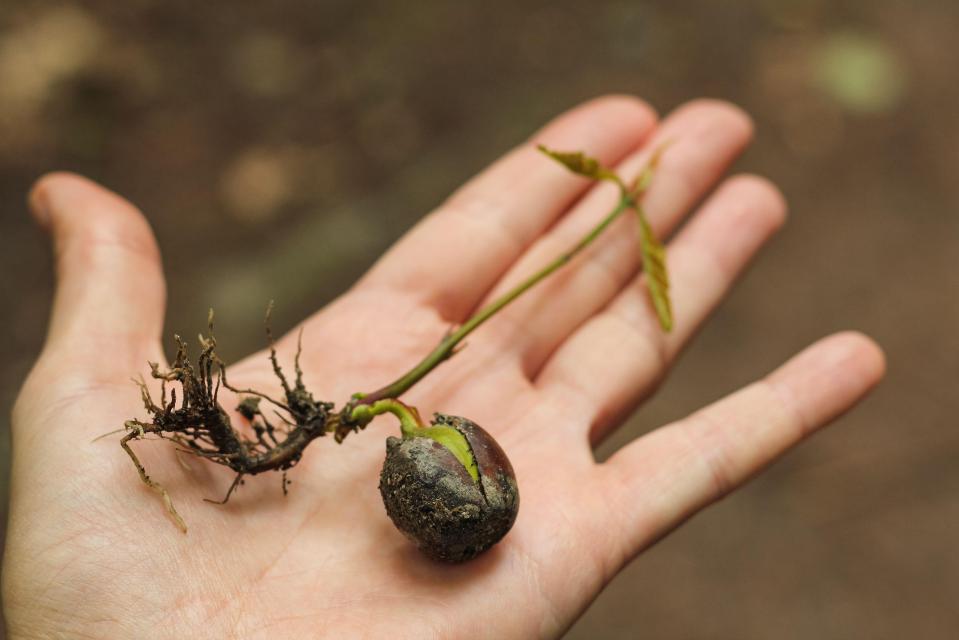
114;144;673;561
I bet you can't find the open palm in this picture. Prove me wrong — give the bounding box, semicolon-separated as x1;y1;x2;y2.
5;96;884;639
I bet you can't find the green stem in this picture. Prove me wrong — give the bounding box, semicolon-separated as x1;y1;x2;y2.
348;398;479;480
349;398;425;437
355;192;633;406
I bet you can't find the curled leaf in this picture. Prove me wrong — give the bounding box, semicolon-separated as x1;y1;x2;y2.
537;145;623;186
636;206;672;332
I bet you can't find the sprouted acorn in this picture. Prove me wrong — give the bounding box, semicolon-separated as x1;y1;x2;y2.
114;143;671;562
350;400;518;562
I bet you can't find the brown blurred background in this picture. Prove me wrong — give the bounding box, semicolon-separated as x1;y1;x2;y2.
1;1;957;638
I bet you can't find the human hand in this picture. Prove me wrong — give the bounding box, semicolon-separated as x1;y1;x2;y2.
4;96;885;639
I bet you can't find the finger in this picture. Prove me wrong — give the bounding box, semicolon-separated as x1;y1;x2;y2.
596;332;885;568
535;174;787;443
29;172;167;371
356;95;657;321
474;100;754;376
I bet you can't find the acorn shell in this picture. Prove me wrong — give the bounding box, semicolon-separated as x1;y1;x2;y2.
379;414;519;563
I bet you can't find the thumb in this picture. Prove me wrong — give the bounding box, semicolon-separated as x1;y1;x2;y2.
29;172;167;375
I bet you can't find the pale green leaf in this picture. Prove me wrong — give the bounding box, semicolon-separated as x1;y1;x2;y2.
629;141;671;198
636;206;672;332
537;145;623;186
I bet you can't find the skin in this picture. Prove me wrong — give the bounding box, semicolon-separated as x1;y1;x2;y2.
4;96;885;639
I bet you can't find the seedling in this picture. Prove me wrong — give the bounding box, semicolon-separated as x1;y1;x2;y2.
115;145;673;561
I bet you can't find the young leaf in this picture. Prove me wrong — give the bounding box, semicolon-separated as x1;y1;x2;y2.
537;145;624;187
635;206;673;332
629;141;672;198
